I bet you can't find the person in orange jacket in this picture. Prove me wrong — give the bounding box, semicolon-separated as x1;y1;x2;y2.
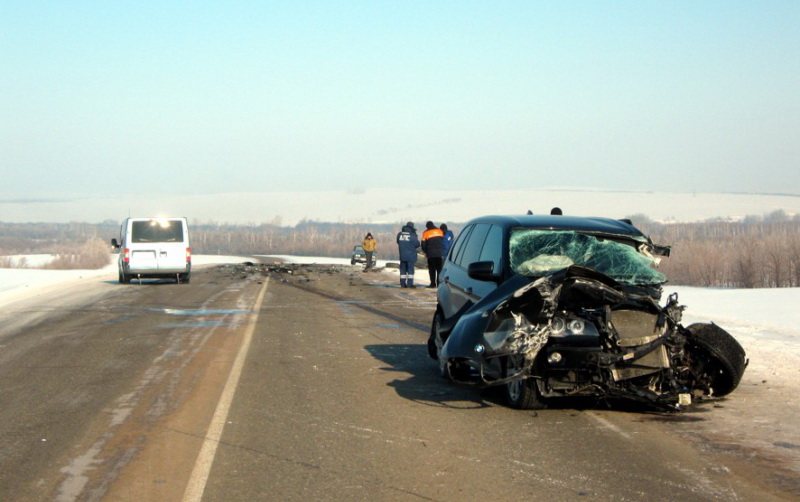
421;221;444;288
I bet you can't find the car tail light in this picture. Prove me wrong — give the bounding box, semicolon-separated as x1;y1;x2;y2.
186;247;192;263
123;248;130;263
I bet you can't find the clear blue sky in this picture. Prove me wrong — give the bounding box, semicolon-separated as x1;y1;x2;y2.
2;1;798;199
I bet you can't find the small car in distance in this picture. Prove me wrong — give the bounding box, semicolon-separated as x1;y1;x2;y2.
351;245;368;265
428;214;747;411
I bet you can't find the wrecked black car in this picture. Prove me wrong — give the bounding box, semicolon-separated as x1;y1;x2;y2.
428;215;747;410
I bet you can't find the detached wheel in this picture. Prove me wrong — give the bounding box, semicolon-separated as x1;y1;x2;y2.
503;355;545;410
685;323;747;397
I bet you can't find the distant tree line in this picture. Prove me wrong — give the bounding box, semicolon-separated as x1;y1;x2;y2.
1;211;799;288
0;221;118;255
632;210;800;288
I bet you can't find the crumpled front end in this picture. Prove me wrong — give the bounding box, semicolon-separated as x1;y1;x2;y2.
440;266;745;408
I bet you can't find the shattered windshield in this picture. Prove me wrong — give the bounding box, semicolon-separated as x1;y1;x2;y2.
509;229;666;285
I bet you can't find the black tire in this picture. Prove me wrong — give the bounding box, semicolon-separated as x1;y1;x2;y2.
685;323;747;397
428;311;449;378
427;312;442;360
503;355;546;410
120;271;131;284
180;273;190;284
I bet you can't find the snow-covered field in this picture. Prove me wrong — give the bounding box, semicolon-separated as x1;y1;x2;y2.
3;188;800;226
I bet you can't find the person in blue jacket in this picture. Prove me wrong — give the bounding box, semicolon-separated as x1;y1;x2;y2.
440;223;454;260
396;222;420;288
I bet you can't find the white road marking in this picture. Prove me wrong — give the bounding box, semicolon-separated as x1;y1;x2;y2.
586;411;633;440
182;277;270;502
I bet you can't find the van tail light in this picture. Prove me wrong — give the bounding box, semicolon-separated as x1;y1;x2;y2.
123;248;130;263
186;247;192;263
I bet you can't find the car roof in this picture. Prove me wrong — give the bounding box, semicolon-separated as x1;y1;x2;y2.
463;214;647;238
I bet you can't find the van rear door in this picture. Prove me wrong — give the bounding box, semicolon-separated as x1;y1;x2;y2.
130;218;188;273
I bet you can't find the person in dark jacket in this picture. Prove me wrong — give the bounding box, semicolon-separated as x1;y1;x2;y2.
396;222;420;288
440;223;454;260
421;221;444;288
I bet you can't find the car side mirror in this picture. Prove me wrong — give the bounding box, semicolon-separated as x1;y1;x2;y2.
653;244;671;257
467;261;501;283
111;238;120;249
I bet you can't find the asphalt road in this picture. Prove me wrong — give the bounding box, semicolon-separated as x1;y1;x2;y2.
0;263;795;501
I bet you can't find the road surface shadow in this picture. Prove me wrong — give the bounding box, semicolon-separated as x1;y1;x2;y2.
364;343;497;410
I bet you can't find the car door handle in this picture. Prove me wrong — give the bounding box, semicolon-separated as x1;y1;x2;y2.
443;276;450;284
466;287;473;295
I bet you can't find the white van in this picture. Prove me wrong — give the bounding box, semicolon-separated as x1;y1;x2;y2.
111;217;191;284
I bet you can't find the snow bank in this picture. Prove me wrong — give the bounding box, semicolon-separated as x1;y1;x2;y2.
0;255;254;307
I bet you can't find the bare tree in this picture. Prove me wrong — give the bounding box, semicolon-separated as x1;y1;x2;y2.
732;237;760;288
763;237;787;287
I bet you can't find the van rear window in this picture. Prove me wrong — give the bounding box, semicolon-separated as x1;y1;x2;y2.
131;220;184;243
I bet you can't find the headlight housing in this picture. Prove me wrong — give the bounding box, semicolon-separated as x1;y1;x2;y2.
549;316;588;336
568;319;585;334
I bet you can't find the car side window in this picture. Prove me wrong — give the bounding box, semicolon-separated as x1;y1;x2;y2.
449;224;473;266
478;224;503;274
458;223;491;267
